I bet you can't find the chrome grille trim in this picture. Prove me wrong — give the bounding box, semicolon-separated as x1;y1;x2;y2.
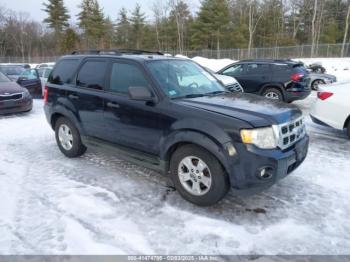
273;116;306;150
227;82;243;92
0;92;23;102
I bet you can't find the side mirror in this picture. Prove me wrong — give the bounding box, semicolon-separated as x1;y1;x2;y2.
128;86;154;102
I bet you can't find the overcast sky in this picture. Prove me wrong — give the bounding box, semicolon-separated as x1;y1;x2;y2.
3;0;200;23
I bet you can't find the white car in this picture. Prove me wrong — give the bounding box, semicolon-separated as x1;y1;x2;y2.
204;67;244;92
310;82;350;138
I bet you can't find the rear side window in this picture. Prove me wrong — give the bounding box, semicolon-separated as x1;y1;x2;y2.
76;60;107;90
109;62;150;94
245;63;270;74
293;65;308;74
49;59;79;85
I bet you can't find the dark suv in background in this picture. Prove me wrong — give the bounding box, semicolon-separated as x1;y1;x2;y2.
44;50;309;206
217;59;311;102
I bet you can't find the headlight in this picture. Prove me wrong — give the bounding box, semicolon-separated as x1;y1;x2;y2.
22;89;31;98
240;126;278;149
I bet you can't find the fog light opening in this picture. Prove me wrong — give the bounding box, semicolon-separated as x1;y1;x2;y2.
258;167;274;180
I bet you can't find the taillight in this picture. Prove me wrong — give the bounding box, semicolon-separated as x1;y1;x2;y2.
317;91;333;100
43;86;49;103
291;73;304;82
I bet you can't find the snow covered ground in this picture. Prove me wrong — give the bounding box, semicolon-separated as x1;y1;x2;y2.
0;96;350;255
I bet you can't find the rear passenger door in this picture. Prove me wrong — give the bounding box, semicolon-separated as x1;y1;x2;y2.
69;59;108;139
237;63;271;93
103;60;163;155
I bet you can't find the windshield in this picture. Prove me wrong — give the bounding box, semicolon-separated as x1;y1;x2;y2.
146;60;225;99
0;65;25;76
0;72;11;83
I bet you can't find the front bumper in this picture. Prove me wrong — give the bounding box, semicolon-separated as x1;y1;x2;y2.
227;135;309;196
0;98;33;115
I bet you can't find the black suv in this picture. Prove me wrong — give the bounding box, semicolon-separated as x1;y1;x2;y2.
44;50;309;206
217;59;311;102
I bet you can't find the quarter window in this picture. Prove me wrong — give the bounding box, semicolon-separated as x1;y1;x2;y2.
76;60;107;90
109;62;150;94
49;59;79;85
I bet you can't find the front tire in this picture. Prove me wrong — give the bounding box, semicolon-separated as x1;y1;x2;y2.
55;117;86;158
347;122;350;139
262;88;283;101
170;145;230;206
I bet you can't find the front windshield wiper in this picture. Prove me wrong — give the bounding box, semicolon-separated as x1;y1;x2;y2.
204;90;231;96
172;94;206;99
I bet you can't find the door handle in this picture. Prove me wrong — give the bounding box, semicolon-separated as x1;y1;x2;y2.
107;102;120;109
68;94;79;100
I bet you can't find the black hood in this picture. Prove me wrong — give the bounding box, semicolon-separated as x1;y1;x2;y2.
175;93;302;127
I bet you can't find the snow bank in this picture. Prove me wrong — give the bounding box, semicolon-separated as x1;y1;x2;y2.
191;56;236;72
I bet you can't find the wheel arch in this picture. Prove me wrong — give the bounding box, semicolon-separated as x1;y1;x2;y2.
49;106;85;136
160;130;233;181
260;84;285;99
344;115;350;129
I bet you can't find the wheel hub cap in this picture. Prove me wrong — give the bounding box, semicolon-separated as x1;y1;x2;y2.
265;92;279;100
58;124;73;151
178;156;212;196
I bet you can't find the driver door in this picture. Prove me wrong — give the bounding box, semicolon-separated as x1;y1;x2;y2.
103;60;164;155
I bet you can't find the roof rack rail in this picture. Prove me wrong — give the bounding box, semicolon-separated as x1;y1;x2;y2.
118;49;164;55
70;49;164;56
71;49;122;55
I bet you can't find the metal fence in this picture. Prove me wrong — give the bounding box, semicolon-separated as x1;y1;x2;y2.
170;43;350;59
0;43;349;64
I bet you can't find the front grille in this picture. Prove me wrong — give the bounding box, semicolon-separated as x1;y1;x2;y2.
227;82;243;92
0;93;23;102
275;116;306;150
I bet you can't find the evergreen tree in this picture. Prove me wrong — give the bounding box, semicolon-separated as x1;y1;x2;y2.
77;0;106;48
115;8;131;48
191;0;230;56
42;0;70;34
130;3;146;49
60;27;80;53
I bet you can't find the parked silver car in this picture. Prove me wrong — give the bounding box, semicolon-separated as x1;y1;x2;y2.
309;72;337;91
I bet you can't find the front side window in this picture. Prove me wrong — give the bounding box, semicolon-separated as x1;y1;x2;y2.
109;62;150;94
76;60;107;90
147;60;225;99
222;64;244;76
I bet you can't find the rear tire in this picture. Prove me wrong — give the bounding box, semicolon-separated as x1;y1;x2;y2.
312;79;325;91
55;117;86;158
262;88;283;101
170;144;230;206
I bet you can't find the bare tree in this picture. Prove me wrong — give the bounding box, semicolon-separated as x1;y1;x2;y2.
341;1;350;57
311;0;318;57
151;0;167;50
248;1;262;57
